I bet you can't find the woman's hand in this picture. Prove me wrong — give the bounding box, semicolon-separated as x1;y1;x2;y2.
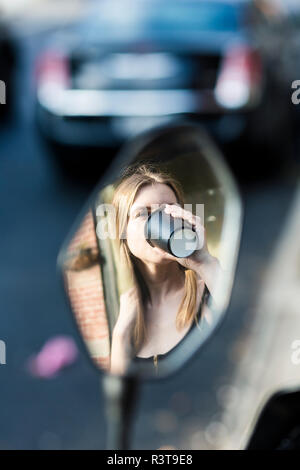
163;204;209;267
161;204;222;297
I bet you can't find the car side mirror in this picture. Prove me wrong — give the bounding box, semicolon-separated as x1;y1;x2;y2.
58;121;243;381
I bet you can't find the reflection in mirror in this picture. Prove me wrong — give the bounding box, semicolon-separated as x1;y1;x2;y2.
62;211;111;371
59;124;242;379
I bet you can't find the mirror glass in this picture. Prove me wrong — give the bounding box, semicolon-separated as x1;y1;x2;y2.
58;123;242;379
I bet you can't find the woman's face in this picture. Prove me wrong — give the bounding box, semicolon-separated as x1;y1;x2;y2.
126;183;178;264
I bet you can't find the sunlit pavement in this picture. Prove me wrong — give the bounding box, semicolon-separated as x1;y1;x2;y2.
220;182;300;450
0;19;299;449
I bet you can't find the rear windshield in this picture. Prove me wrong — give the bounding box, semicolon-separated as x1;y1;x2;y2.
84;1;242;41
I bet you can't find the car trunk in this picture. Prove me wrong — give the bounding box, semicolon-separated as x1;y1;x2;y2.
69;48;221;92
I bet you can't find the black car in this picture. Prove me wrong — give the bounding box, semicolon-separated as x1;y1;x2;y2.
35;0;292;173
0;19;17;120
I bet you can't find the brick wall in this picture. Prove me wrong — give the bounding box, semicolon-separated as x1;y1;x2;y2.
64;210;110;371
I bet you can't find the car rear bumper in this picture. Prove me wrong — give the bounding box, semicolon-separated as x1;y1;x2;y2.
36;87;254;147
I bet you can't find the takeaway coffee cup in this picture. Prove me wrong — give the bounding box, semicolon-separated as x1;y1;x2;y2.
144;206;199;258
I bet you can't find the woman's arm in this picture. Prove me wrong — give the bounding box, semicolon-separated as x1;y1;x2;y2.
188;252;222;299
109;286;139;375
110;327;133;375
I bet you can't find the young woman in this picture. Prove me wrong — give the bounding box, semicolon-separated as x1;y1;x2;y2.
109;163;221;375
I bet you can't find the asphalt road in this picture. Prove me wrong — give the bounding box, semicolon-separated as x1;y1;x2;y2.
0;28;298;450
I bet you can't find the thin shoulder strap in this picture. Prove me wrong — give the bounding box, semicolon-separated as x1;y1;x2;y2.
196;284;210;324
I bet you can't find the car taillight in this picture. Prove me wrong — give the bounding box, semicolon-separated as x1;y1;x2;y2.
215;45;262;109
35;51;70;89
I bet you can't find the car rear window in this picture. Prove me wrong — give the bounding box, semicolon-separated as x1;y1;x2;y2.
84;1;241;41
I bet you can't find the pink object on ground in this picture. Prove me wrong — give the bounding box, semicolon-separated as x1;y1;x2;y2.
27;335;78;379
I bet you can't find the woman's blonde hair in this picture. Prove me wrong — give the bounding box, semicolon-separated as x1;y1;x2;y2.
111;162;199;352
